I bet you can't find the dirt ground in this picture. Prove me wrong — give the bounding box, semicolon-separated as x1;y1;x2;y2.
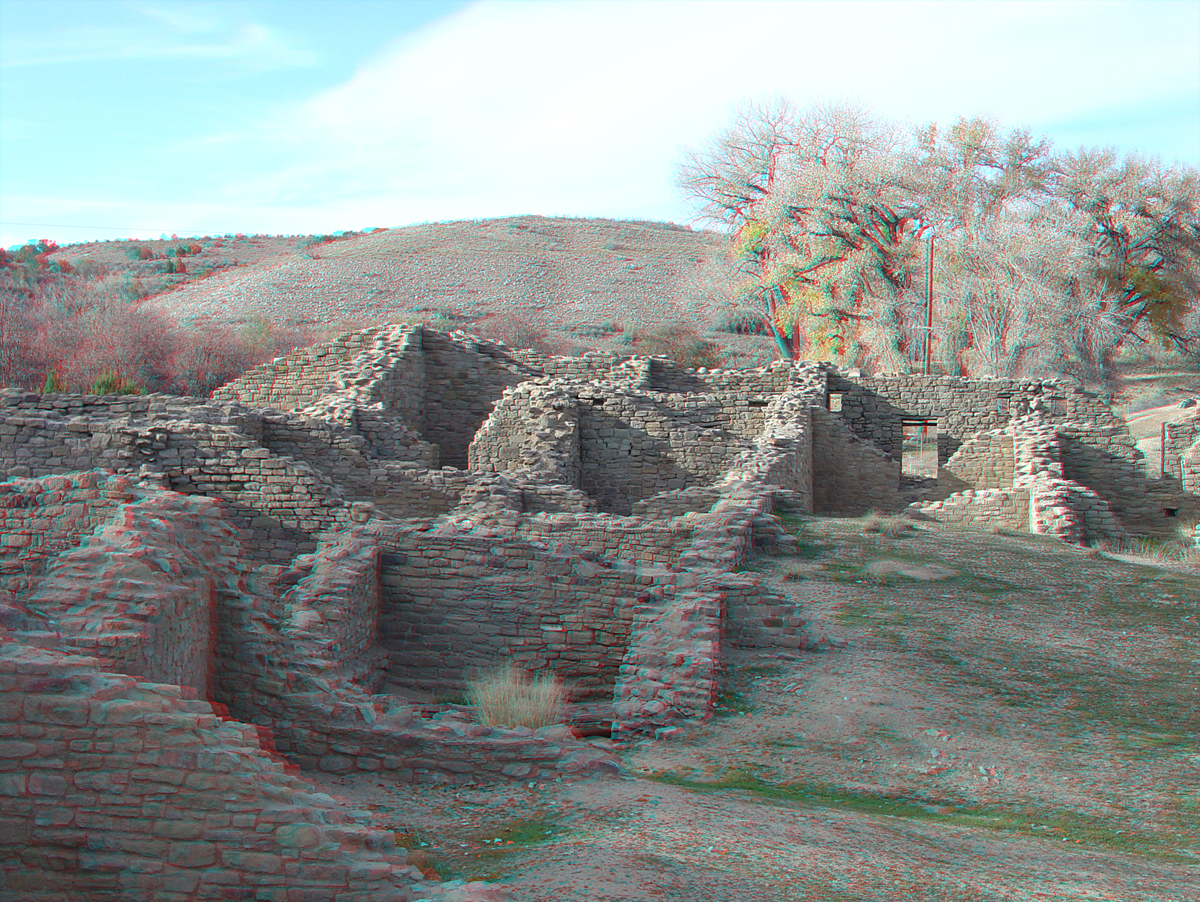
307;515;1200;902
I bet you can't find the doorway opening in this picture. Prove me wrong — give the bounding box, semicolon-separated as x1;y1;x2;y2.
902;420;939;478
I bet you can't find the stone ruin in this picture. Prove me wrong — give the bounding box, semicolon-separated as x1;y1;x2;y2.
1;323;1197;900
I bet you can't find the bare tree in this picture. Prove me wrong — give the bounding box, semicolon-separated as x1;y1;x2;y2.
1047;148;1200;369
677;98;930;366
679;102;1199;382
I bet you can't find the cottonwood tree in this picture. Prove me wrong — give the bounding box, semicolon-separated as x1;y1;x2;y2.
678;98;932;369
678;101;1198;383
1047;148;1200;373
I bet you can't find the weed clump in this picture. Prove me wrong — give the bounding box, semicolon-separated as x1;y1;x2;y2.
860;510;917;537
465;661;567;729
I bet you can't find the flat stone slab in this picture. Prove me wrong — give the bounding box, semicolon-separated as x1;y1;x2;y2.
865;559;959;581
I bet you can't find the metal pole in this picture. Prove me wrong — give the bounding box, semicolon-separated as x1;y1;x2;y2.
924;233;933;376
1161;422;1167;478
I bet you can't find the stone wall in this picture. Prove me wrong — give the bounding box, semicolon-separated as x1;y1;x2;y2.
825;374;1122;460
1164;417;1200;483
811;406;903;515
469;382;581;487
22;488;223;698
576;391;762;514
0;471;138;597
420;331;538;468
942;429;1014;491
210;325;396;410
1058;423;1165;537
0;645;500;902
374;526;645;703
912;488;1031;532
514;512;694;568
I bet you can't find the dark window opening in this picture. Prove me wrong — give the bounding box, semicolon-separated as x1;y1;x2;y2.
1166;508;1179;517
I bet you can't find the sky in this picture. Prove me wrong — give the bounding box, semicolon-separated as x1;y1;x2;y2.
1;0;1197;251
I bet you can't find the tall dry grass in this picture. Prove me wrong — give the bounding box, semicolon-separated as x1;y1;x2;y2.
465;661;568;729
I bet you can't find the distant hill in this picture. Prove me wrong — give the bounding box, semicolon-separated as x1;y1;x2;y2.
48;215;774;362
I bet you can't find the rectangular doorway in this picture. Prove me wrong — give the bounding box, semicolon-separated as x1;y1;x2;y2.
902;420;939;478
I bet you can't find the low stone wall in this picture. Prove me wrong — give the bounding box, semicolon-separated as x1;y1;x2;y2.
909;488;1030;532
514;512;694;568
0;645;501;902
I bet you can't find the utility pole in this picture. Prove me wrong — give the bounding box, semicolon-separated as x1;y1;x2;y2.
924;232;933;377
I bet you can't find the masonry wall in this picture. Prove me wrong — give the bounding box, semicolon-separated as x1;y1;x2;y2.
469;383;581;487
0;647;471;902
1058;424;1167;537
1164;417;1200;482
420;331;538;469
201;526;621;785
943;430;1015;491
374;528;646;702
21;489;223;698
576;391;763;514
908;488;1031;532
0;471;138;597
826;374;1123;460
514;511;694;568
810;406;903;515
209;325;395;410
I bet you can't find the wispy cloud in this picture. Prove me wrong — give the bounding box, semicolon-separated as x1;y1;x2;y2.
0;0;318;71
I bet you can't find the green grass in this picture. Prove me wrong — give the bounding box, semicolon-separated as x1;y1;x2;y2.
641;767;1196;863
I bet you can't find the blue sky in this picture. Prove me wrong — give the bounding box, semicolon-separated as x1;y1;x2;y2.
1;0;1197;251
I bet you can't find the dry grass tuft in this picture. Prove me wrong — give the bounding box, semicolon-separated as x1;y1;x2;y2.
465;661;568;729
860;510;917;538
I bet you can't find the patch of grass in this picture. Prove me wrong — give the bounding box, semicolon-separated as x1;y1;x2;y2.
464;661;567;729
643;768;1195;862
859;509;919;538
713;687;755;716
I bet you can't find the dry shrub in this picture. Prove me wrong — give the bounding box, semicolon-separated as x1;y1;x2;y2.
473;312;555;355
860;510;915;537
466;661;567;729
626;324;721;368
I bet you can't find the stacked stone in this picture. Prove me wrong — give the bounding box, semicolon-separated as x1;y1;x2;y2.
371;523;647;703
21;487;231;697
942;429;1014;490
910;488;1030;531
210;324;395;409
515;511;693;568
810;406;903;516
1164;417;1200;482
0;471;139;597
468;382;581;487
0;645;506;902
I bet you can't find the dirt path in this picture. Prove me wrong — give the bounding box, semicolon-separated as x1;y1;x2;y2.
306;516;1200;901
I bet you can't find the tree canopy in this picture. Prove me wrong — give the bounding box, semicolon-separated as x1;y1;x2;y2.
677;99;1199;385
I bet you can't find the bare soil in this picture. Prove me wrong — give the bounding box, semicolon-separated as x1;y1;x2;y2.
308;516;1200;901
